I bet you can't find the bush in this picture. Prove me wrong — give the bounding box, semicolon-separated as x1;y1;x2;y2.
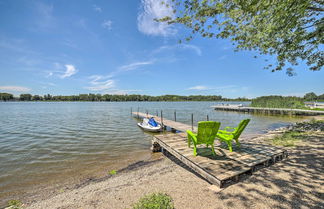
7;200;22;209
251;95;305;109
133;193;174;209
109;170;117;175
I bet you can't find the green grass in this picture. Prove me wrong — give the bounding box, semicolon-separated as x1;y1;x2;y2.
270;131;304;147
133;193;174;209
109;170;117;175
7;200;22;209
310;108;324;111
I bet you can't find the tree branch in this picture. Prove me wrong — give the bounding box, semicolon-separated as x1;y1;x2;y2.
307;6;324;12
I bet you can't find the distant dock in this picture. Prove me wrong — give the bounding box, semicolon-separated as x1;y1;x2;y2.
133;111;287;188
212;105;324;116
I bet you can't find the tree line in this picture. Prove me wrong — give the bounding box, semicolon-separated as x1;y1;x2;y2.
0;93;250;102
251;93;324;109
1;92;323;102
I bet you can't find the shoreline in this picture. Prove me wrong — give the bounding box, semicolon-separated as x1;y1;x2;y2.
4;116;323;208
23;118;323;209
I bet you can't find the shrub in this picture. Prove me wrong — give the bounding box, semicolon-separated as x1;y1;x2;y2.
251;95;305;109
109;170;117;175
7;200;22;209
133;193;174;209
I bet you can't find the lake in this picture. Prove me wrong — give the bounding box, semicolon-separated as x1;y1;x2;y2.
0;102;303;206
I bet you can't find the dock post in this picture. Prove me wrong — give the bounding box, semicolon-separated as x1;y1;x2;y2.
137;107;139;118
146;110;148;117
174;110;176;122
191;113;194;131
161;110;164;129
156;110;158;116
207;115;209;121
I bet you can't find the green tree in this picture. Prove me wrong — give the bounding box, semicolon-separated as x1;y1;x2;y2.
0;93;14;101
161;0;323;75
43;94;52;101
32;95;42;101
20;94;32;101
304;92;318;101
318;93;324;101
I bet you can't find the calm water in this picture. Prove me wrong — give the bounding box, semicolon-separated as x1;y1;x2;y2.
0;102;303;205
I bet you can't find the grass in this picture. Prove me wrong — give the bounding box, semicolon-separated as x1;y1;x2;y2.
270;131;304;147
58;188;65;193
133;193;174;209
109;170;117;175
7;200;22;209
310;107;324;111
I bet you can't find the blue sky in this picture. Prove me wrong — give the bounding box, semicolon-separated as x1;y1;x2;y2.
0;0;323;98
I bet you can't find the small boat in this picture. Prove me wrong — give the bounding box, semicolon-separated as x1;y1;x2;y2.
137;117;162;132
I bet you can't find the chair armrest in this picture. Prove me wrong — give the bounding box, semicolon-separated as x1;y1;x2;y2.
224;126;236;132
218;130;232;134
187;130;197;143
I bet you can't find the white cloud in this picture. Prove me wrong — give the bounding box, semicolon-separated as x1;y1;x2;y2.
0;86;31;92
102;20;113;30
137;0;176;36
93;5;102;12
86;75;115;91
118;61;154;71
104;89;143;95
153;44;202;56
182;44;202;56
188;85;209;90
187;85;241;92
60;64;78;78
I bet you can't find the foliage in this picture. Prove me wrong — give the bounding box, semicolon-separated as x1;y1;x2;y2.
19;94;32;101
133;193;174;209
109;170;117;175
0;93;13;101
160;0;323;75
7;199;22;209
1;92;323;102
270;131;304;147
304;92;318;101
251;95;305;109
0;92;250;102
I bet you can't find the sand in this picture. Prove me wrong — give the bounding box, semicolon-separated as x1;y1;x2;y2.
23;130;324;209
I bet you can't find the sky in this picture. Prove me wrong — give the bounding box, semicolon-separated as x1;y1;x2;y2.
0;0;323;98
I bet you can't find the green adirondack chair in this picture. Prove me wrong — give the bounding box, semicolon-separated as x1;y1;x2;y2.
187;121;221;156
216;119;250;152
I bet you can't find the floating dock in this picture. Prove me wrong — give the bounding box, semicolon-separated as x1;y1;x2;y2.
133;112;288;188
212;105;324;116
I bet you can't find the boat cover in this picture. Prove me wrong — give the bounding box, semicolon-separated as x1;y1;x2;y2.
148;117;158;127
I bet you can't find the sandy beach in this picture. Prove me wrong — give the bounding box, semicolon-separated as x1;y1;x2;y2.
21;121;324;209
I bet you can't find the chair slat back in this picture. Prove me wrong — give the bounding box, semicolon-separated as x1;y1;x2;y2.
197;121;221;144
233;119;250;139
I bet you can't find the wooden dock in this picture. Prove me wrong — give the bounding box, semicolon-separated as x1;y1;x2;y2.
153;133;287;188
212;105;324;116
133;112;287;188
